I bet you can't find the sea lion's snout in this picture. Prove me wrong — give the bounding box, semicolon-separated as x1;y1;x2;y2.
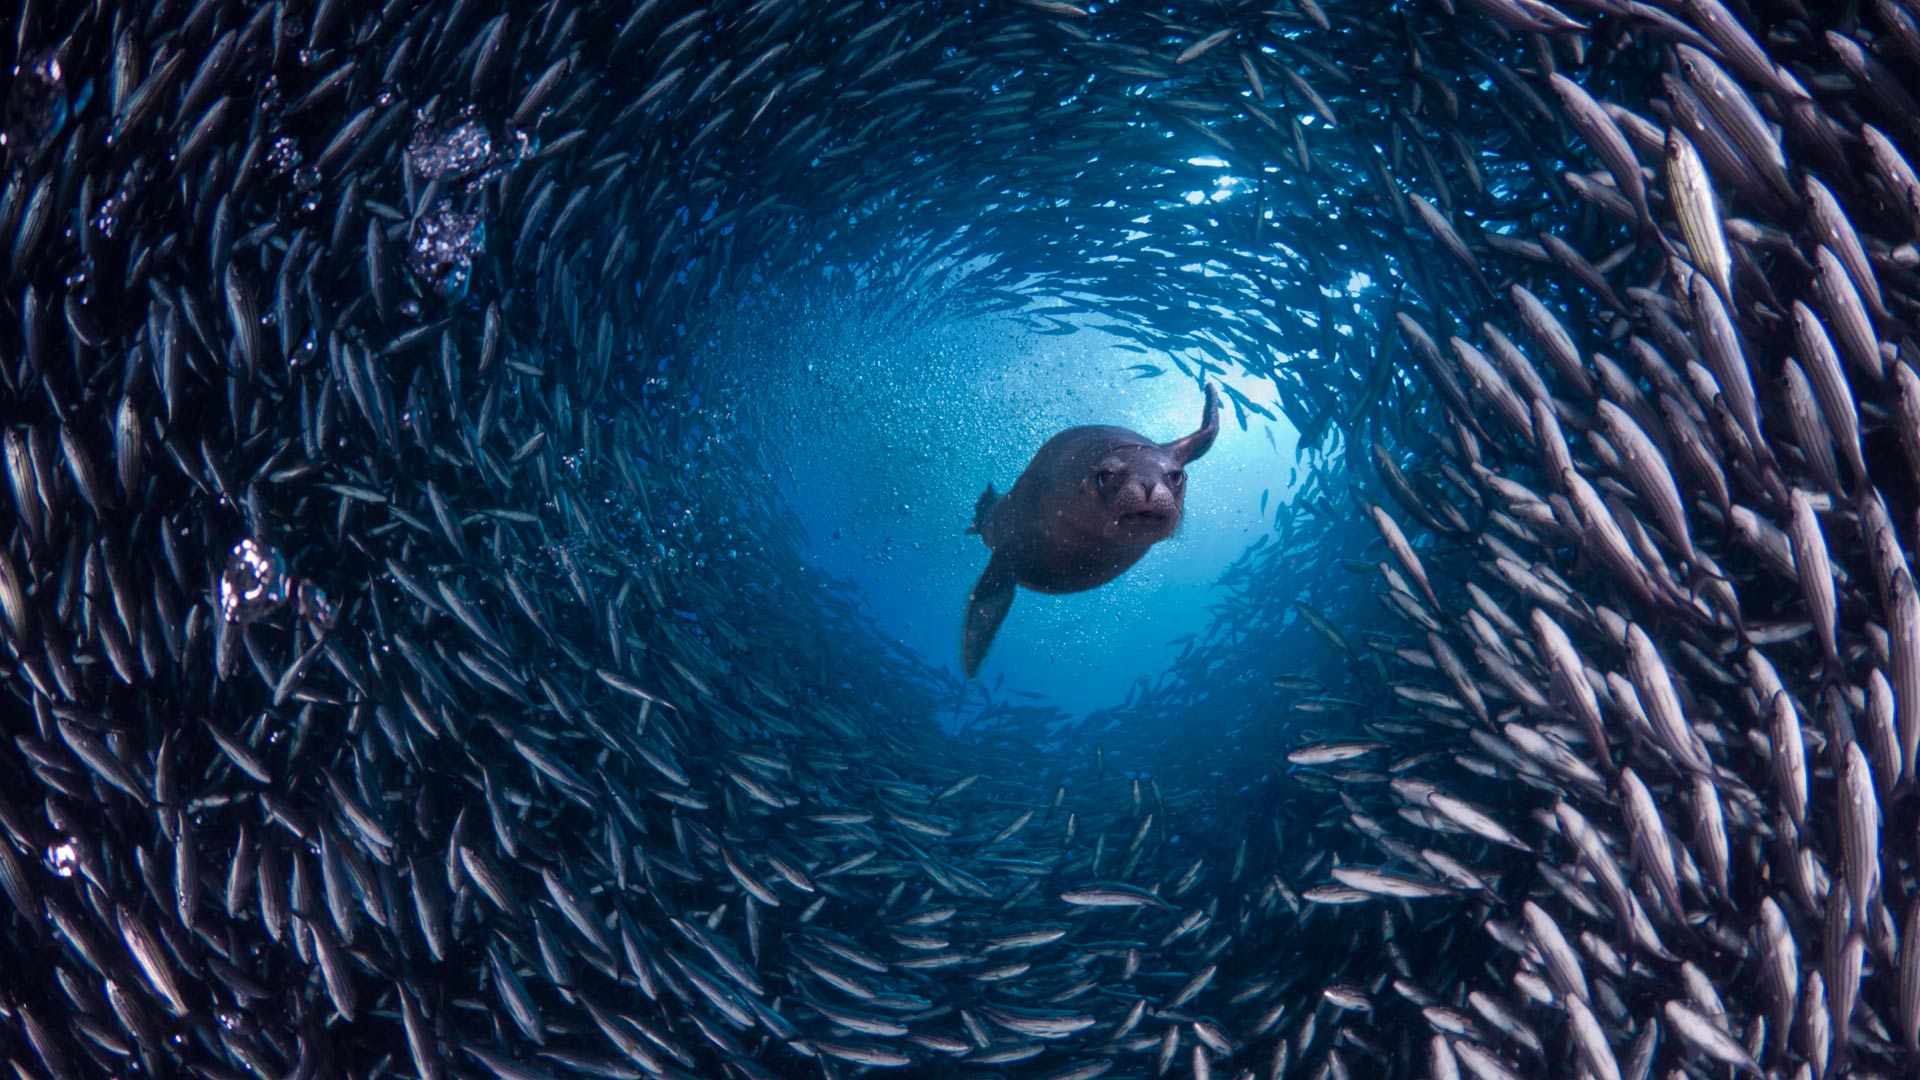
1121;477;1179;516
1094;455;1183;534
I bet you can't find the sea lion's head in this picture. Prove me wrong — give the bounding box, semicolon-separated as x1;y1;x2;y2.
1084;442;1188;541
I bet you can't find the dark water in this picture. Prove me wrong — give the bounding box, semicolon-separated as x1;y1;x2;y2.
3;0;1918;1078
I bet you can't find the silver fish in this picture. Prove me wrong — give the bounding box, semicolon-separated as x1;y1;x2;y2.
1662;998;1760;1075
1595;400;1693;564
1509;284;1592;397
1663;127;1729;304
1550;73;1649;231
1810;245;1883;382
1767;689;1809;830
1838;741;1880;936
1786;488;1838;667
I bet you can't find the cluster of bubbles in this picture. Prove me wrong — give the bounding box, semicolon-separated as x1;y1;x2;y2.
408;205;487;300
406;109;497;180
218;539;337;631
399;105;534;300
267;134;324;210
2;51;85;163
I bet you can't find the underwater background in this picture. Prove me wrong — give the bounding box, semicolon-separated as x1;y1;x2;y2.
2;0;1920;1078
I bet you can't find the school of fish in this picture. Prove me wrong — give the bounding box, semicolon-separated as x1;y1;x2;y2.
2;0;1920;1078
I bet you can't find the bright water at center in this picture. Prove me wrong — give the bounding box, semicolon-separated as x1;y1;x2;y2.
765;312;1302;718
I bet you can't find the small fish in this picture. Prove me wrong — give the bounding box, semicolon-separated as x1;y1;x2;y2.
1329;866;1453;899
1060;884;1173;911
1288;741;1385;766
1663;999;1761;1076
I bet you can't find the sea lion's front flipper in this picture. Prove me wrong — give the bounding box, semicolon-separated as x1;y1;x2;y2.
1163;382;1221;466
962;555;1017;678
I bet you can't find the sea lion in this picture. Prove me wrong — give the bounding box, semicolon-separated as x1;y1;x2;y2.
961;382;1221;678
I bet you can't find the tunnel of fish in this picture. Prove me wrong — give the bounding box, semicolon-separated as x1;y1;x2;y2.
3;0;1920;1077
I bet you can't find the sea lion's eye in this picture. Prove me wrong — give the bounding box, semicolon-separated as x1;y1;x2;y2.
1095;470;1116;488
1168;470;1184;486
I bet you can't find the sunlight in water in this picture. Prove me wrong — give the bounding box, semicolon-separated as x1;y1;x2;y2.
763;306;1305;718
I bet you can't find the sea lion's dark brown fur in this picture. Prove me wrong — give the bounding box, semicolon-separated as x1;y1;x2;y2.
962;383;1221;677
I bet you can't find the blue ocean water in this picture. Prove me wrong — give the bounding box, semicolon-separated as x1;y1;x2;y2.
757;310;1302;717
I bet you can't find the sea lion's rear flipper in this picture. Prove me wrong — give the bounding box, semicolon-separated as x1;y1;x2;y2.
964;483;1000;536
1163;382;1222;466
962;555;1016;678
